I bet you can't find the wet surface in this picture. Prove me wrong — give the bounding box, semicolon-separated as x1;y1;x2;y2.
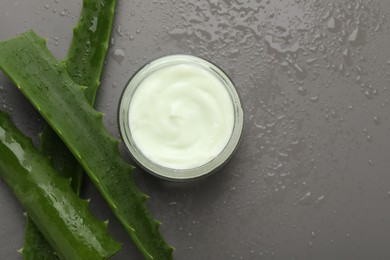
1;0;390;259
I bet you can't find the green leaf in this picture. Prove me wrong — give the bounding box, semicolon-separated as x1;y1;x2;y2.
22;218;60;260
0;31;174;260
0;111;122;260
64;0;117;103
22;0;118;258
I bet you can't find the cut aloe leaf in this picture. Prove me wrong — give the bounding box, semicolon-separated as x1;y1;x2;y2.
0;111;122;260
0;30;173;260
22;0;117;258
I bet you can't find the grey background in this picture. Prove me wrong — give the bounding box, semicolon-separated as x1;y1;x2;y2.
1;0;390;259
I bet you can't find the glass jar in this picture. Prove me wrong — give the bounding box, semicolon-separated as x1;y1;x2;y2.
118;54;243;181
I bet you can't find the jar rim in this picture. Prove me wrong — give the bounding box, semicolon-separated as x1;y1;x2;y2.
118;54;244;181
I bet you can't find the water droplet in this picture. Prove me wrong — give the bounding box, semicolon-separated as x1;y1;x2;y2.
355;65;363;75
167;27;187;36
348;27;364;46
299;192;312;205
280;61;289;70
314;195;326;209
343;48;352;66
264;35;301;55
327;17;340;32
373;116;381;125
26;62;40;75
293;63;307;80
364;90;373;99
297;86;307;96
363;128;372;142
368;159;374;166
89;16;98;33
117;25;124;36
111;48;125;65
310;96;319;103
305;58;317;65
338;63;345;73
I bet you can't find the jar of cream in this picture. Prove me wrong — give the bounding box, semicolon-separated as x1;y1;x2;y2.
118;54;243;181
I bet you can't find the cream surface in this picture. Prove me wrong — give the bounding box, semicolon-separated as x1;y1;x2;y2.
129;63;234;169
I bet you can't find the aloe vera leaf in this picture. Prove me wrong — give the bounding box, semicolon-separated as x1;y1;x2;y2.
22;131;84;260
0;111;122;260
0;31;174;260
23;218;59;260
22;124;85;259
23;0;117;258
65;0;117;103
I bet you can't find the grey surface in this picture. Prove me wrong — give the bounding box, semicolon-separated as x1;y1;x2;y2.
1;0;390;259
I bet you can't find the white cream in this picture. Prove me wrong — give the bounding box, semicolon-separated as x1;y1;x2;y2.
129;63;235;170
